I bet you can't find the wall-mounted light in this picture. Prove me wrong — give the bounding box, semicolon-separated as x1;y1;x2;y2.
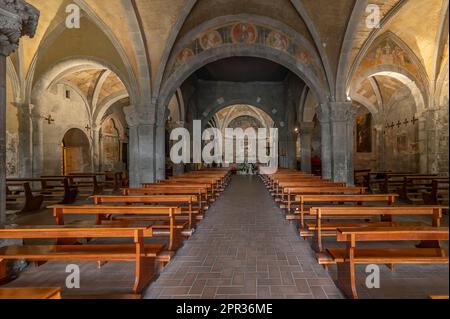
294;127;299;133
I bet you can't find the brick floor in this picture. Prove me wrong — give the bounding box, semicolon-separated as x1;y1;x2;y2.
143;175;342;299
4;175;448;299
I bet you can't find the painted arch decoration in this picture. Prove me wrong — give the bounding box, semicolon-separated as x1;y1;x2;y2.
352;32;428;90
169;21;325;86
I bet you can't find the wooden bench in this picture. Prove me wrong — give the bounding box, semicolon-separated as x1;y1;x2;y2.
0;287;62;299
423;179;449;205
327;227;449;299
0;226;165;293
91;195;199;230
354;169;371;188
287;194;398;229
399;176;448;203
51;205;184;251
6;182;44;213
311;206;446;253
283;186;366;212
126;186;209;211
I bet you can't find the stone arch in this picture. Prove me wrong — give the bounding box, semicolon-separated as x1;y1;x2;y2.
350;65;428;115
158;47;327;126
24;6;139;107
62;127;92;174
200;99;279;131
93;91;129;127
30;57;133;110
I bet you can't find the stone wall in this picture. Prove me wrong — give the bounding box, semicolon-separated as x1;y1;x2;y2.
35;83;91;176
6;77;18;177
382;86;420;173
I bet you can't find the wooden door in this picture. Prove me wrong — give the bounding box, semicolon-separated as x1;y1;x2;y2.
63;147;83;174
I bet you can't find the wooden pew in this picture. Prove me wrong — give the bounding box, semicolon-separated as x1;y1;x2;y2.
287;194;398;230
423;179;449;205
0;287;62;299
130;186;210;211
327;226;449;299
51;205;184;251
6;182;44;213
0;226;165;293
311;206;446;253
354;169;371;188
283;186;366;212
399;176;448;203
91;195;199;230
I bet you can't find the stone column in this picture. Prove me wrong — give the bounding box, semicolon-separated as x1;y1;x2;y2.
168;121;185;176
30;109;44;177
316;104;332;179
91;124;102;172
155;123;166;180
124;106;156;187
420;110;439;174
15;103;33;176
300;122;314;173
373;124;385;172
1;0;39;226
329;102;357;185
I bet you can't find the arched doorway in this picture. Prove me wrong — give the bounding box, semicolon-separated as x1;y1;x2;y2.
62;128;91;175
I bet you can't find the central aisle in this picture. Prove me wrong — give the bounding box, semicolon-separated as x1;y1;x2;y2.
144;175;343;299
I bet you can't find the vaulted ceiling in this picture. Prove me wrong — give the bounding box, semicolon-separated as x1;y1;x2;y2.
7;0;449;111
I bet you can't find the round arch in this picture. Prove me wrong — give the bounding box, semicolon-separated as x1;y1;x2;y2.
158;47;328;126
30;56;134;110
62;128;92;174
350;65;428;115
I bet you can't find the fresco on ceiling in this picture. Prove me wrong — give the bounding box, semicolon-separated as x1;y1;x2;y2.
173;21;322;83
356;112;372;153
356;37;422;82
228;116;263;130
6;131;19;177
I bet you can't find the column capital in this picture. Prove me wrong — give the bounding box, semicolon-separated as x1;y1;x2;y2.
123;105;154;128
0;0;39;56
316;103;330;124
299;122;314;136
329;102;357;123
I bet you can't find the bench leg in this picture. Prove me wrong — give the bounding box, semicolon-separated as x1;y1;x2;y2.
133;257;156;293
0;259;6;279
169;229;183;252
336;261;358;299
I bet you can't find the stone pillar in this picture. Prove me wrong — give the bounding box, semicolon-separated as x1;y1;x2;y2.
316;104;332;179
329;102;357;185
124;106;156;187
91;124;102;172
300;122;314;173
420;110;439;174
15;103;33;176
168;121;185;176
0;0;39;226
373;124;386;172
155;123;166;180
30;109;44;177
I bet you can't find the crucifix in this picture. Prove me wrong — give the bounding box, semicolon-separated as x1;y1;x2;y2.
44;114;55;124
85;124;91;131
411;116;419;125
389;122;395;129
403;119;410;126
396;120;402;128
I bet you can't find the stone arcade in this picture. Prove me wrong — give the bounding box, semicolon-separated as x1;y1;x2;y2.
0;0;448;300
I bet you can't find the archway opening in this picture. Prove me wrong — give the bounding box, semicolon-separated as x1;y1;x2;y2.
62;128;92;175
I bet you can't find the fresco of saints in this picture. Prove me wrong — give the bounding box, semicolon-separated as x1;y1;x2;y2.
267;31;288;51
200;30;223;50
296;51;310;65
231;23;257;44
176;48;195;66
